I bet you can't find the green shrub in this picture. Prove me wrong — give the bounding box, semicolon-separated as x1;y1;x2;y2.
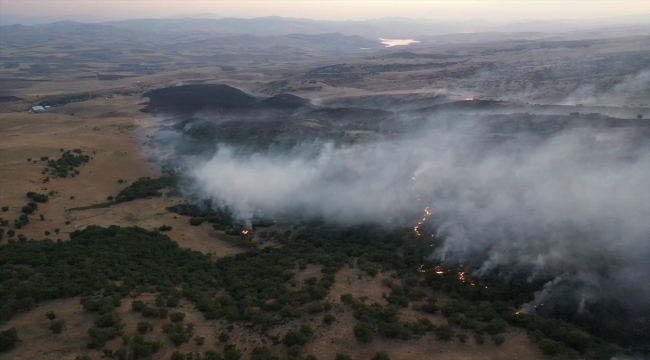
219;332;231;343
170;312;185;322
195;336;205;345
136;321;153;334
354;322;374;343
0;327;19;352
435;325;454;341
323;314;336;325
283;331;308;347
371;351;390;360
49;319;66;334
45;311;56;321
539;339;565;355
492;334;506;346
335;354;353;360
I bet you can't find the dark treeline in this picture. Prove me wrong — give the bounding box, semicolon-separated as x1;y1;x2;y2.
0;220;641;358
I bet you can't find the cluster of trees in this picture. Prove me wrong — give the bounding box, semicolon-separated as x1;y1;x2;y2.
166;201;233;230
12;194;47;229
46;311;66;334
0;214;634;358
417;263;623;358
114;176;178;202
26;192;49;203
43;149;90;178
0;224;408;351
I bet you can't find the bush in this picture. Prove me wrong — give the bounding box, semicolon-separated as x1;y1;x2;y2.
371;351;390;360
457;332;468;342
1;206;8;212
251;346;277;360
26;192;48;203
159;225;173;231
0;327;19;352
195;336;205;345
435;325;454;341
539;339;565;355
45;311;57;321
354;322;374;343
49;319;66;334
204;350;223;360
474;334;485;345
283;331;308;347
137;321;153;334
132;300;145;311
224;344;243;360
492;335;506;346
170;312;186;322
287;344;303;357
340;293;354;304
335;354;353;360
219;332;231;343
323;314;336;325
170;352;185;360
166;297;180;307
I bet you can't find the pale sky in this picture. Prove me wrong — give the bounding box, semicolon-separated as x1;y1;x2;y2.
1;0;648;22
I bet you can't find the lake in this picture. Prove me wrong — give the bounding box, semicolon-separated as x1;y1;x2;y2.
379;38;421;47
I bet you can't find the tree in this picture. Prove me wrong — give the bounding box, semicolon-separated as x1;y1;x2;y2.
354;322;374;343
638;114;643;119
434;325;454;340
45;311;57;321
251;346;277;360
492;335;506;346
0;328;19;352
170;312;186;322
539;339;564;355
299;324;314;338
323;314;336;325
49;319;66;334
218;332;231;343
474;334;485;345
224;344;243;360
283;331;308;347
286;344;303;358
371;351;390;360
170;351;186;360
204;350;223;360
137;321;153;334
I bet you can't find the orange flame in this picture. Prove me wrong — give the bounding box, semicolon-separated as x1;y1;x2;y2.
414;206;433;236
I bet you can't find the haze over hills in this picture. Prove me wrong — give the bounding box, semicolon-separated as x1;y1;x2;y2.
1;14;649;38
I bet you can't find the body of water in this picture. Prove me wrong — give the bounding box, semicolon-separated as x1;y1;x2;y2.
379;38;420;47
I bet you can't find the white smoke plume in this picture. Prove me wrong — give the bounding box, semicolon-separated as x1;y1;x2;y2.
189;116;650;313
562;70;650;106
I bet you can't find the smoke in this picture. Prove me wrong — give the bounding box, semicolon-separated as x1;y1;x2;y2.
562;70;650;106
188;113;650;315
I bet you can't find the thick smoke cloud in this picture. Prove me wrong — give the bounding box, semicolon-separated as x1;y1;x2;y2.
190;116;650;314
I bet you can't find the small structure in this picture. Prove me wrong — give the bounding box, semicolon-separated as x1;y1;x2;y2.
31;106;45;112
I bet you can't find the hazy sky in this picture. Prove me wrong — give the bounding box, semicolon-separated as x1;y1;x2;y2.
1;0;648;22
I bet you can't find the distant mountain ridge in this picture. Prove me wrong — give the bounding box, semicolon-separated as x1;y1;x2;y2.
2;14;648;38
